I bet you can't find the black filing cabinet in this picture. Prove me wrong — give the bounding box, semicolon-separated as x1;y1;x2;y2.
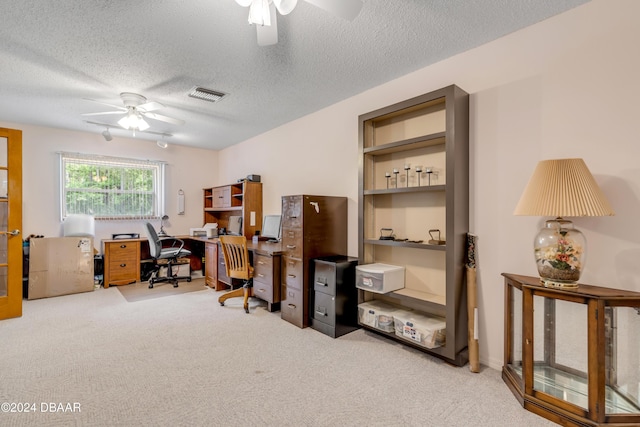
311;256;359;338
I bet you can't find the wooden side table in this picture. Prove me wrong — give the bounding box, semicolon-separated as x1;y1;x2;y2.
502;273;640;426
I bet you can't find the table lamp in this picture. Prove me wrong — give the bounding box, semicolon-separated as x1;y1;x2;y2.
514;158;614;289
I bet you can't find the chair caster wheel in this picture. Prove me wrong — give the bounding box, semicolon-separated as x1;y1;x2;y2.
173;283;179;288
244;308;249;314
187;278;192;282
149;283;154;289
220;302;224;306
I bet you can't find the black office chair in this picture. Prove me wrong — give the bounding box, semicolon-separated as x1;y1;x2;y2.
143;222;192;288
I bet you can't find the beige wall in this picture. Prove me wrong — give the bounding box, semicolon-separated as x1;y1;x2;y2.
3;0;639;370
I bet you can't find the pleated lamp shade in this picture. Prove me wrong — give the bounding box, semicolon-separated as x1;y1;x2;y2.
514;158;614;217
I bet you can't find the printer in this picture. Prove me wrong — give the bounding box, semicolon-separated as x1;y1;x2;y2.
190;223;218;237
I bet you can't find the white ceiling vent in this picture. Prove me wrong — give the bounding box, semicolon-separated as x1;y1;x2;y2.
188;87;227;103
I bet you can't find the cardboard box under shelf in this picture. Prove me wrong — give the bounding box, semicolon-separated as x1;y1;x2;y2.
28;237;95;300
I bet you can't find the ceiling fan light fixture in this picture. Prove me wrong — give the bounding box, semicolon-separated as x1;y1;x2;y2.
248;0;271;25
118;111;149;131
117;115;131;129
188;87;227;103
274;0;297;15
136;117;150;131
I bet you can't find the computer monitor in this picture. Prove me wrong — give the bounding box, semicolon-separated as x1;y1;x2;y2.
261;215;281;241
227;215;242;236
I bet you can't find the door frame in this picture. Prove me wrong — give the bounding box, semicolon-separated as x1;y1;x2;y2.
0;127;23;320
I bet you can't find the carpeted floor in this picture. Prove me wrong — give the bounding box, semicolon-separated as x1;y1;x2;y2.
0;284;555;426
116;277;209;302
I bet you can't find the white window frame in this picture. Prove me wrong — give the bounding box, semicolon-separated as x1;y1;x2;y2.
59;152;166;220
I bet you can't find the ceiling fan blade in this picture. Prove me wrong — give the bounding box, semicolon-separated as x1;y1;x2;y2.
257;3;278;46
83;98;127;111
81;111;126;116
137;101;164;112
304;0;363;21
143;112;185;126
139;129;174;137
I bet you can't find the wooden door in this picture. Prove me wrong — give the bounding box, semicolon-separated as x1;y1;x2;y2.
0;128;23;320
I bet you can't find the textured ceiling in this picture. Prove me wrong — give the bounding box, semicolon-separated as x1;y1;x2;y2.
0;0;588;150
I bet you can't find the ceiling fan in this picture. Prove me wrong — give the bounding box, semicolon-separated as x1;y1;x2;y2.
235;0;363;46
81;92;185;134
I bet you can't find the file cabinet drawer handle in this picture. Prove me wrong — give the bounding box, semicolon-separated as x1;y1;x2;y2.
257;273;265;278
316;308;327;316
287;274;296;278
286;245;296;249
257;261;265;265
288;304;296;309
257;288;266;293
316;281;327;287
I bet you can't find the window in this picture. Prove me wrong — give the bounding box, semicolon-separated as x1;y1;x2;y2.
59;152;165;220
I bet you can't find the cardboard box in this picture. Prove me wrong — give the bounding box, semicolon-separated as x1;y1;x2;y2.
28;237;95;300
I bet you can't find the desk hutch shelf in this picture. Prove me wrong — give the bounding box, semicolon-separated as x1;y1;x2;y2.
202;180;262;292
203;180;262;239
357;84;469;366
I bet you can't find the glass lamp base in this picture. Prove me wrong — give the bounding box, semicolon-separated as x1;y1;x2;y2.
534;218;585;290
540;278;579;289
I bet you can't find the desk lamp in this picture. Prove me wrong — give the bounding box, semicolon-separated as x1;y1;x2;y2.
514;158;614;288
158;215;169;237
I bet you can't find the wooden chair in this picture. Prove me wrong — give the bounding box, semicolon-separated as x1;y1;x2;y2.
218;235;254;313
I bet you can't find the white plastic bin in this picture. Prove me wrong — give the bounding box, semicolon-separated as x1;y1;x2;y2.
393;312;446;349
355;263;404;293
358;300;410;333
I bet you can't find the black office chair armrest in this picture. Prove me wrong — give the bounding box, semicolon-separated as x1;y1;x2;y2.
158;236;185;251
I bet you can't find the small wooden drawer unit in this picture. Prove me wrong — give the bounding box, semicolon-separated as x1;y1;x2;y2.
103;239;141;288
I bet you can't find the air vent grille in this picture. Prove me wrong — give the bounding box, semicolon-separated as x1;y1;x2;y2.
188;87;227;103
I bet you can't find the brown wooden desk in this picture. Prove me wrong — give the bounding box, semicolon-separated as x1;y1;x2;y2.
188;236;283;312
102;236;283;311
102;237;203;288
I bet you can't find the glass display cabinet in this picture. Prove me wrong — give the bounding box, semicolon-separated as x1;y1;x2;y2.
502;273;640;426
